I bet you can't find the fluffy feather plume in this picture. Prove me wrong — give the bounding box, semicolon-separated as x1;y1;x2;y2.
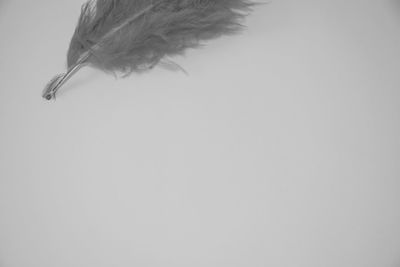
43;0;254;100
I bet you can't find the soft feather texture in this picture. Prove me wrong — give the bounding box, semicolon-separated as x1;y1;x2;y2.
68;0;253;72
43;0;254;100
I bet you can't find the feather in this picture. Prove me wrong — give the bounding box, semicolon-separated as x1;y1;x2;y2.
42;0;255;100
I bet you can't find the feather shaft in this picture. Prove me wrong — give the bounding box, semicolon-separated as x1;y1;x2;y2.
43;3;156;100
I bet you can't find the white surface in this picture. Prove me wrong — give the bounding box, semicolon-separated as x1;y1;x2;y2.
1;1;400;267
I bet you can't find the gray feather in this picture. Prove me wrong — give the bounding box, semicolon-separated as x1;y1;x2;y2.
42;0;255;100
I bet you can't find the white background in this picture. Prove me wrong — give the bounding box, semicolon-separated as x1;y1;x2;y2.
1;0;400;266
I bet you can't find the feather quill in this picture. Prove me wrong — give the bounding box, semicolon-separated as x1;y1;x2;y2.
42;0;255;100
